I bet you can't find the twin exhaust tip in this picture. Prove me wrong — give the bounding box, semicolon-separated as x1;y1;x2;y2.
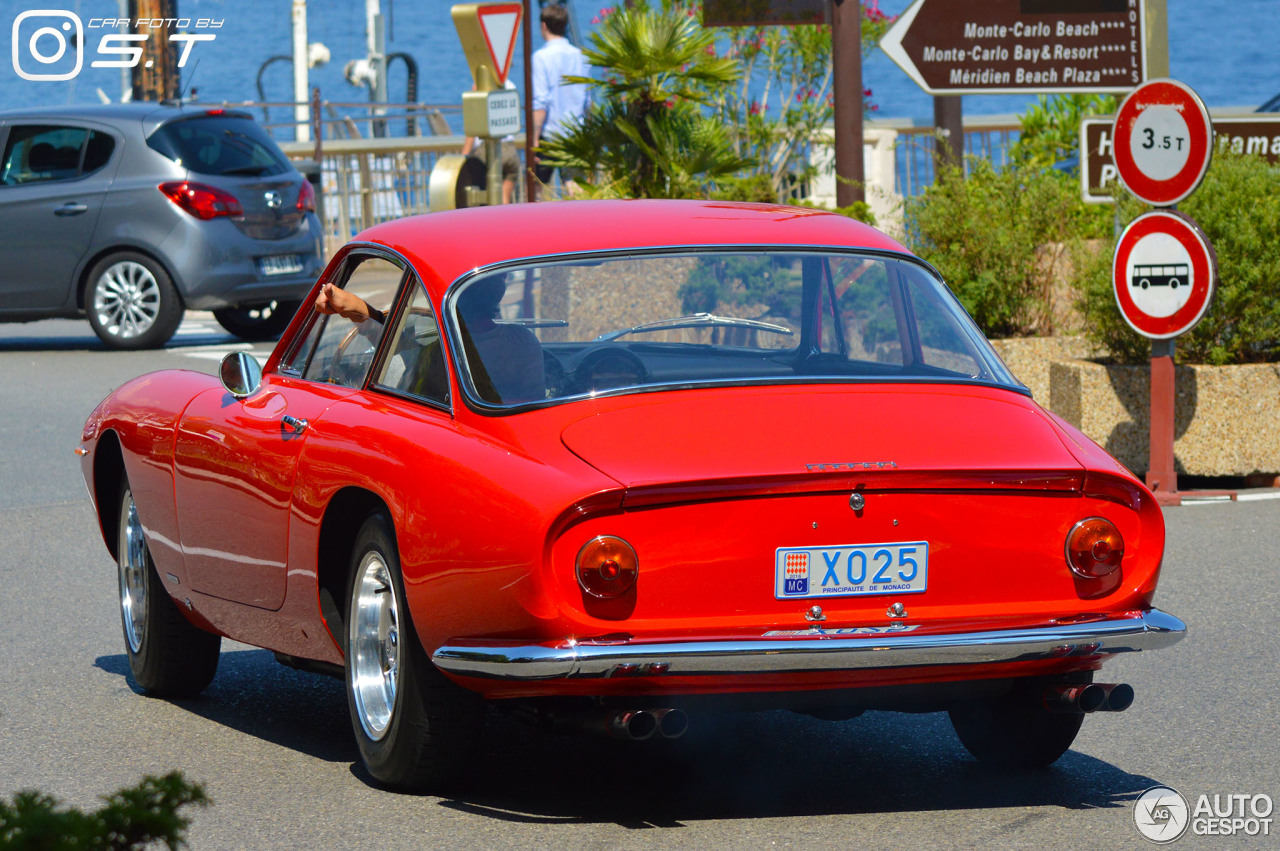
1044;682;1134;714
606;708;689;741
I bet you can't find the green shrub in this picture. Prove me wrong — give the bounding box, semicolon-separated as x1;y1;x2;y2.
1080;151;1280;364
0;772;208;850
904;158;1109;338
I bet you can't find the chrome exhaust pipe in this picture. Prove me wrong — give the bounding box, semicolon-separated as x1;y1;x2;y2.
1095;683;1135;712
606;709;657;741
653;708;688;739
1043;683;1107;714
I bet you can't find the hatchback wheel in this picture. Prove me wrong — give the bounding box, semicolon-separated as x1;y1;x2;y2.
213;300;300;341
345;512;482;792
87;252;183;350
118;478;220;696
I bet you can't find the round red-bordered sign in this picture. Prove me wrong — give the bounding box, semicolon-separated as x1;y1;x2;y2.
1113;79;1213;207
1113;210;1217;339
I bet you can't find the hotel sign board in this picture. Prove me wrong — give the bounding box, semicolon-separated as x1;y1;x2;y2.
880;0;1146;95
1081;114;1280;203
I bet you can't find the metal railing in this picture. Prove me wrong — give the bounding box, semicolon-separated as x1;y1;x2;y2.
874;114;1022;198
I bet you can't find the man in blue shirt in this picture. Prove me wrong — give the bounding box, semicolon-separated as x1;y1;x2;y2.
531;3;589;194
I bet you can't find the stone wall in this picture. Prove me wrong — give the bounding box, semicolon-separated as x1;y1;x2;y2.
1048;358;1280;477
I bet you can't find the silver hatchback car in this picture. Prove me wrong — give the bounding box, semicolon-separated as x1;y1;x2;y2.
0;103;323;349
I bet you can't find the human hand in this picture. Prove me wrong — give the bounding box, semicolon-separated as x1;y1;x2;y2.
315;282;369;322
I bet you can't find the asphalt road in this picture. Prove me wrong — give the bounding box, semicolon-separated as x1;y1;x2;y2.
0;316;1275;850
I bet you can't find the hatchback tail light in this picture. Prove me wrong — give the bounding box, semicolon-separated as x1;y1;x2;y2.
158;181;244;220
296;179;316;213
576;536;638;599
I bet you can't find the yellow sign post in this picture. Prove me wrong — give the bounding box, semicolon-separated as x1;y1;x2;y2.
442;2;524;209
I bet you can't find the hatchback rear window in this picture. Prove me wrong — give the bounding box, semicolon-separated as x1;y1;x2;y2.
147;115;290;177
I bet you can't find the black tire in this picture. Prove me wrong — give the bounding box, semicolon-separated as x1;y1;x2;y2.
344;512;482;792
117;478;220;696
948;675;1088;769
213;299;301;341
86;252;184;350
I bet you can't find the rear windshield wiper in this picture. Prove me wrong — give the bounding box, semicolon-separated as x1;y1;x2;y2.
219;165;273;176
595;312;794;342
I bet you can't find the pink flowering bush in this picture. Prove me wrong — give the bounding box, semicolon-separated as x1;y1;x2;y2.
705;1;895;200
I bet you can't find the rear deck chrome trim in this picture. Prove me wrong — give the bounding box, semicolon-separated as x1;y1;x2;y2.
431;608;1186;681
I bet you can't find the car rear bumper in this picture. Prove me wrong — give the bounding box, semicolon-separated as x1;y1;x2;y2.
431;608;1186;681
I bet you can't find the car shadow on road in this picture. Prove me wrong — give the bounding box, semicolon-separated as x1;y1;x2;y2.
95;648;356;764
0;320;243;352
95;650;1162;825
435;710;1162;827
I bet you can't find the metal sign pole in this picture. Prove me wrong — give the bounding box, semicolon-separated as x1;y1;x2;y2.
1146;339;1180;505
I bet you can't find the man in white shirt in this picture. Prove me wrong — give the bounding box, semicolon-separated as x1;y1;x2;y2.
531;3;589;194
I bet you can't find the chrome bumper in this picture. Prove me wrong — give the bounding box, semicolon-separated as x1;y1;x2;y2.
431;609;1186;681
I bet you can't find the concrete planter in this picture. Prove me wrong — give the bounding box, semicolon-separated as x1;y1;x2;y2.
1048;358;1280;478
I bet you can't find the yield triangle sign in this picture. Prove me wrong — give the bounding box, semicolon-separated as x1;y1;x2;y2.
477;4;522;86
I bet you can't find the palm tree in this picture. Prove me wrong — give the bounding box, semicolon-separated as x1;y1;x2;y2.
537;2;753;199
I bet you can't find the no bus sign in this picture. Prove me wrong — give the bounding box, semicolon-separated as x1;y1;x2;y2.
1112;79;1213;207
1113;210;1217;339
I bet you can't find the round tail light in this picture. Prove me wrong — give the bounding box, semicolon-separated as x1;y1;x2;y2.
576;536;638;599
1065;518;1124;578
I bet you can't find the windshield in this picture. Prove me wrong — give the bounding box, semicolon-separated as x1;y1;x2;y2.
448;250;1019;409
147;114;291;177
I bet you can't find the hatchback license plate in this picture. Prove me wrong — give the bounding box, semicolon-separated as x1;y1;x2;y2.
259;254;304;276
775;542;928;599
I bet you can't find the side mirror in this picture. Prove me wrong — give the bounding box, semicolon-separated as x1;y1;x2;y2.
219;351;263;399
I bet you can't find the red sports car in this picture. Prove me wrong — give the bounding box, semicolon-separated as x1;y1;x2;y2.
80;200;1184;791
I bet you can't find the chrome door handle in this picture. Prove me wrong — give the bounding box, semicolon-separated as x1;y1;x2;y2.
55;203;88;216
281;415;308;434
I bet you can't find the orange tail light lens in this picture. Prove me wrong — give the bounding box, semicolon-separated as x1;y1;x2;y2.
576;536;638;599
1065;518;1124;578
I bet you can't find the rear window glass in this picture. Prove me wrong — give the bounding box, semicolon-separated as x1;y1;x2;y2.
448;250;1020;410
147;115;290;177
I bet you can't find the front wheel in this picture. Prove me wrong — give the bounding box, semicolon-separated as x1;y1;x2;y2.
213;300;300;341
344;513;482;792
948;675;1088;768
117;478;220;696
87;252;183;350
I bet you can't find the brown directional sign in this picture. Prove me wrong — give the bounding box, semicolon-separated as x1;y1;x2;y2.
880;0;1145;95
1081;115;1280;203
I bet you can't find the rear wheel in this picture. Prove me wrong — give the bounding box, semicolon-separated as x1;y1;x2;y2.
948;675;1088;768
213;299;300;341
344;512;482;792
117;478;220;696
87;252;183;350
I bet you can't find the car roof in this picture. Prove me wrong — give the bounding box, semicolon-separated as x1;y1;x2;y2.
0;102;253;128
357;200;913;295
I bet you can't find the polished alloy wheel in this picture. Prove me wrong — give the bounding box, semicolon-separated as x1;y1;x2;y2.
119;494;148;654
93;261;161;339
350;551;400;741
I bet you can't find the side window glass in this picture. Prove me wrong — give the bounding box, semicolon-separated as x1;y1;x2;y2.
82;131;116;174
302;254;403;388
374;279;449;405
1;125;89;185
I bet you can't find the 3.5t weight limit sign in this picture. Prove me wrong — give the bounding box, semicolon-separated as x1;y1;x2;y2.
1112;79;1213;206
1113;210;1217;339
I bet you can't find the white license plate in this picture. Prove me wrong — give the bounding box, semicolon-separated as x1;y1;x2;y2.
258;254;304;276
775;542;928;599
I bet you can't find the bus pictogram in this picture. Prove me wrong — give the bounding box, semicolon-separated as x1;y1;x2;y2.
1133;263;1189;289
